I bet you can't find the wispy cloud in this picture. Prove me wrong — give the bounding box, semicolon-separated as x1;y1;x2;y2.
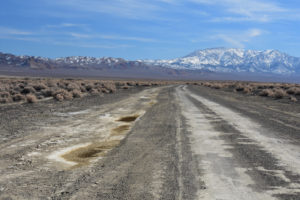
0;23;158;47
189;0;288;22
52;41;133;49
210;29;264;48
46;0;164;19
0;26;39;42
68;32;91;39
0;35;40;42
0;26;33;36
45;23;88;29
0;25;151;49
43;0;298;23
67;31;158;42
98;34;157;43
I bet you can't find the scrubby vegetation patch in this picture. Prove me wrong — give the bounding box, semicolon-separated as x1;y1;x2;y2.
0;77;171;104
197;81;299;102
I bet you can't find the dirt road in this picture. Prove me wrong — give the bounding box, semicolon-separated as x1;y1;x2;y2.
0;85;300;199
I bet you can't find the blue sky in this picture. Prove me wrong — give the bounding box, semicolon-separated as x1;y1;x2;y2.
1;0;300;59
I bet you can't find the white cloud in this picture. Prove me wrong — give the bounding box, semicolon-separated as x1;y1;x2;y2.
189;0;288;22
67;32;157;42
248;29;262;37
95;34;157;43
0;27;38;42
211;28;264;48
47;0;163;19
217;35;245;48
0;26;33;36
69;32;91;39
52;41;133;49
41;0;299;24
45;23;87;28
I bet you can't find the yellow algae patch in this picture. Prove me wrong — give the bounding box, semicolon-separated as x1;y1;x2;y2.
111;125;131;136
148;101;157;106
61;140;120;168
117;115;139;122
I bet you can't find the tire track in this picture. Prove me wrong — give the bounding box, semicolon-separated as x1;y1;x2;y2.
176;85;300;199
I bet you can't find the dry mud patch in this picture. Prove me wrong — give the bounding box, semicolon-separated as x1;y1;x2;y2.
0;86;162;198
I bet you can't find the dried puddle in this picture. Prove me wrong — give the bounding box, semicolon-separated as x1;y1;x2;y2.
61;140;120;168
116;115;139;122
57;114;140;168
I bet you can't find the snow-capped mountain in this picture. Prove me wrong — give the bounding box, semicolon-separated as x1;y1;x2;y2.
1;48;300;79
143;48;300;75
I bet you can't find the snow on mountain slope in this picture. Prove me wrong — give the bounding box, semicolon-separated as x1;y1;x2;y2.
143;48;300;75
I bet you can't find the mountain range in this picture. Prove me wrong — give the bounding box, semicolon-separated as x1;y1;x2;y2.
143;48;300;75
0;52;202;79
1;48;300;80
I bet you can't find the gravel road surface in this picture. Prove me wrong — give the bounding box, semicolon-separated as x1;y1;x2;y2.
0;85;299;200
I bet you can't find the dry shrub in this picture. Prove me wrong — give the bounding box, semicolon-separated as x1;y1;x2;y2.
56;81;69;89
46;80;58;87
15;83;25;91
272;89;287;99
121;85;129;89
90;88;100;95
13;94;25;102
55;94;64;101
212;83;223;89
116;82;126;87
72;89;83;98
93;85;103;92
21;86;35;94
80;82;86;86
140;82;152;86
26;94;38;103
259;89;274;97
286;87;300;95
53;89;73;101
0;91;10;98
41;89;54;97
0;85;9;92
85;85;93;92
33;83;47;91
101;88;110;93
243;86;253;94
126;82;136;86
203;82;211;87
80;86;87;93
281;84;290;89
103;82;117;93
290;96;298;102
10;89;19;95
66;83;81;91
0;97;12;104
257;85;265;89
234;84;245;92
